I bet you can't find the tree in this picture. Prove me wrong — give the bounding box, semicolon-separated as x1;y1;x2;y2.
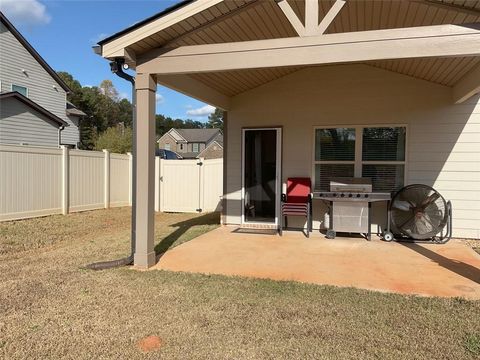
95;126;132;154
207;108;223;131
99;79;119;101
57;71;83;105
155;114;205;137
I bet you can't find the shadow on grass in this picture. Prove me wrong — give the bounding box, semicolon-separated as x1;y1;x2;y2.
154;212;220;256
399;242;480;285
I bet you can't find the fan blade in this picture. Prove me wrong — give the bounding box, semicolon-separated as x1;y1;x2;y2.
421;193;440;210
391;201;412;212
398;214;416;230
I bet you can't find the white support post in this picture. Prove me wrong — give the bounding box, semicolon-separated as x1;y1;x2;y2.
61;145;69;215
103;149;110;209
154;156;161;212
127;152;133;206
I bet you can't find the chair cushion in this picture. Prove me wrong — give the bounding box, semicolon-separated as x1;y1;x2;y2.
286;177;311;203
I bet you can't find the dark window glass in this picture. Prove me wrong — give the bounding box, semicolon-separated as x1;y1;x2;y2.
362;127;406;161
315;164;355;190
315;128;355;161
362;164;404;192
12;84;28;97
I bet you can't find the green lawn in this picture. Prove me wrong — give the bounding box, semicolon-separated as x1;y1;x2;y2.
1;208;479;359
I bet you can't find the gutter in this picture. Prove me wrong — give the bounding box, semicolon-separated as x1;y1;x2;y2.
85;58;137;270
58;125;64;147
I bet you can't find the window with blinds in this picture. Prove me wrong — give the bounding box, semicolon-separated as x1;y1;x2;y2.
314;128;355;190
314;126;406;191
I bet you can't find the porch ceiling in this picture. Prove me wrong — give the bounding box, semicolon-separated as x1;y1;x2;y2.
182;56;480;98
99;0;480;105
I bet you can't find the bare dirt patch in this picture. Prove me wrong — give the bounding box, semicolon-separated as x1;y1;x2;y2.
137;335;163;353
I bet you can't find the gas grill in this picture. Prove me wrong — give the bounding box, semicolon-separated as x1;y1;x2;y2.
313;178;392;240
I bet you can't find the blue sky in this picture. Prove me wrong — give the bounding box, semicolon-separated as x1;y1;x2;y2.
0;0;215;121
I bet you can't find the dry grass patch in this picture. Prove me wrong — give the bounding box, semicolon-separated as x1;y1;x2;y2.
1;209;479;359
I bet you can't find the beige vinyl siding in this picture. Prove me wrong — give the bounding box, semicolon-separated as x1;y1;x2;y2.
0;97;59;147
225;64;480;238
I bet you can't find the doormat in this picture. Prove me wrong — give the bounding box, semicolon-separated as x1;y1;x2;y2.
233;228;278;235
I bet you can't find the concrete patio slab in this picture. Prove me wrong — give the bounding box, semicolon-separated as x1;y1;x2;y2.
153;226;480;299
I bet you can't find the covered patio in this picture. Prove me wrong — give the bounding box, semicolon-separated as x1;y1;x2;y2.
96;0;480;270
154;226;480;299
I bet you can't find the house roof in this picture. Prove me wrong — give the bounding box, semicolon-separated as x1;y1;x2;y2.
97;0;194;46
66;102;87;117
0;91;69;127
0;12;71;93
97;0;480;103
165;128;221;143
196;139;223;159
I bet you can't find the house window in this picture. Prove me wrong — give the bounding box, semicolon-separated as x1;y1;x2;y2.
192;143;199;152
12;84;28;97
164;143;171;150
314;126;406;191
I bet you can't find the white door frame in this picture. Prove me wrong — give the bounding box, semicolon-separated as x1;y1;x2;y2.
241;127;282;227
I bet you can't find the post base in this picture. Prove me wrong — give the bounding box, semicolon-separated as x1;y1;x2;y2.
134;251;156;269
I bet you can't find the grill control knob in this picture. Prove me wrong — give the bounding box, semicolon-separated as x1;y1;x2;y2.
333;193;337;197
341;193;345;197
364;194;369;198
356;194;361;198
348;194;353;198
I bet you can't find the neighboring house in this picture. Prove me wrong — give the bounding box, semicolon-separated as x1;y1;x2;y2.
0;12;84;148
157;128;223;159
96;0;480;268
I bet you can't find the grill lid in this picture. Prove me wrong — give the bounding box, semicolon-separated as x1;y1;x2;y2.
330;177;372;193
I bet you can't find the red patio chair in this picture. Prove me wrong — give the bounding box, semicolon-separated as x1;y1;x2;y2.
280;177;312;237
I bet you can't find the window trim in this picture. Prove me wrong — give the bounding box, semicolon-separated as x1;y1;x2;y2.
312;124;408;191
192;142;199;152
11;84;29;97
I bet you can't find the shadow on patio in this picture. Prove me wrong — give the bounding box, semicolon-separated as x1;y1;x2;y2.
399;242;480;285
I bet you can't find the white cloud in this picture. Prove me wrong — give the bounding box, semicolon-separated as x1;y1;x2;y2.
0;0;51;27
156;94;164;104
186;105;215;117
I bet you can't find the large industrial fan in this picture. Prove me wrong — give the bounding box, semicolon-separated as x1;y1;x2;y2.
389;184;452;243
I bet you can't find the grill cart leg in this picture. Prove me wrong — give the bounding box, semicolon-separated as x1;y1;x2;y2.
382;199;394;242
326;201;335;239
367;202;372;241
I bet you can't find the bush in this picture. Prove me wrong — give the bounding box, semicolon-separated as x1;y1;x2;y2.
95;126;132;154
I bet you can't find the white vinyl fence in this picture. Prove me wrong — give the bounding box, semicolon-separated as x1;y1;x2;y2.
155;158;223;213
0;144;222;222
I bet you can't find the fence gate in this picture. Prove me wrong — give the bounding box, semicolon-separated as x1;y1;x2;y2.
157;158;223;213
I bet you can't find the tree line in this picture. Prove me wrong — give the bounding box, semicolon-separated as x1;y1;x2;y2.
57;72;223;153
